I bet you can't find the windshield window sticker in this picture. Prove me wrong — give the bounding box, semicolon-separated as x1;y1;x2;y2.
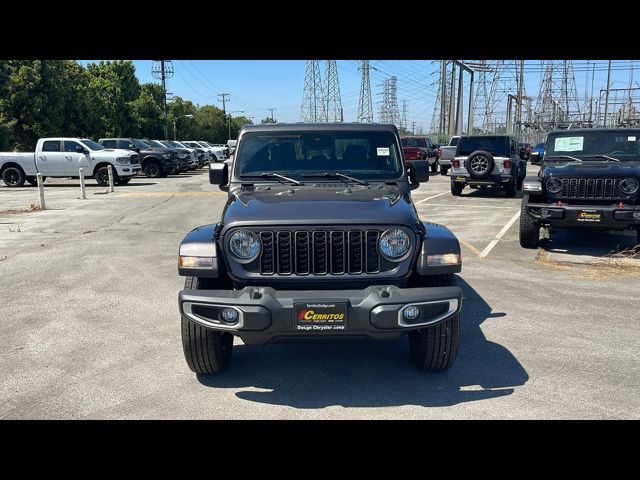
554;136;584;152
629;136;637;142
377;147;390;156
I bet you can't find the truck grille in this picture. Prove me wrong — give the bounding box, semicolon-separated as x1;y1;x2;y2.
559;177;622;199
255;229;393;276
130;154;140;165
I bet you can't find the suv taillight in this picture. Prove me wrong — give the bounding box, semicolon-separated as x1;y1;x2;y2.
504;160;512;168
452;159;460;168
438;148;442;157
415;152;422;159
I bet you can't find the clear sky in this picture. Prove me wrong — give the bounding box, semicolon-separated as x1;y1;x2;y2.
79;60;639;132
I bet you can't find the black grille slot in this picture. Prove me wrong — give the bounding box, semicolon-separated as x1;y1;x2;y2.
422;302;449;318
312;231;328;274
260;232;274;274
295;231;310;274
558;177;623;199
330;231;345;274
252;228;392;276
365;231;380;273
277;232;292;274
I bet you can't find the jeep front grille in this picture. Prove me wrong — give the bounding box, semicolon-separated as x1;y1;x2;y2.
559;177;622;199
255;229;393;275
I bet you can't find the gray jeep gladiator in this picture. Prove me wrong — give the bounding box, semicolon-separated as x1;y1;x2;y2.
520;128;640;248
177;123;463;374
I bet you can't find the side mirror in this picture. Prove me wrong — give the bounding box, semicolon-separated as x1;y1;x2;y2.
209;162;229;191
408;159;429;185
76;146;88;154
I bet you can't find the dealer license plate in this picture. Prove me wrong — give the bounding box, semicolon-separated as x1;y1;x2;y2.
294;302;347;331
576;210;602;222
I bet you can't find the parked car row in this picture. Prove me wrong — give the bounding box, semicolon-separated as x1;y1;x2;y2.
0;136;226;187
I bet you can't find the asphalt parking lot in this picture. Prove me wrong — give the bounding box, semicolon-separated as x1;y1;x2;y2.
1;165;639;419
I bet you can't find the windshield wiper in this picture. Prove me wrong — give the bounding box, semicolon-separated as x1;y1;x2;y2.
593;154;621;163
302;172;369;186
261;173;303;185
545;155;583;163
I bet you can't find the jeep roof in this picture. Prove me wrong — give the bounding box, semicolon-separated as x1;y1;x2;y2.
239;122;399;134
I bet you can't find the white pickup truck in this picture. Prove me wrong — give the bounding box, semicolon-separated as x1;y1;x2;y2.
0;138;142;187
436;135;461;176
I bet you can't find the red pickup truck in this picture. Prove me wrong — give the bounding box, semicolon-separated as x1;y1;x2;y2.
400;136;438;172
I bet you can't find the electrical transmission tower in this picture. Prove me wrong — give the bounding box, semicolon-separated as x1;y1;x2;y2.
378;76;400;128
430;60;451;137
152;60;174;139
300;60;325;122
357;60;374;122
324;60;343;122
402;100;408;131
533;60;582;131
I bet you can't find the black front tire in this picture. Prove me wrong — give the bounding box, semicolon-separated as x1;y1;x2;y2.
440;165;449;176
143;161;162;178
95;166;111;186
181;276;233;375
2;166;26;187
519;194;540;248
116;177;131;185
430;159;438;173
26;176;39;186
451;182;463;196
408;274;460;371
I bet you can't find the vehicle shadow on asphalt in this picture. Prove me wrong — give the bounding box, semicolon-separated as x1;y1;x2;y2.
27;182;159;188
457;187;524;199
541;228;637;257
197;277;529;409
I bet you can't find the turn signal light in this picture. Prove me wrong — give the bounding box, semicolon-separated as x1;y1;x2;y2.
179;256;214;268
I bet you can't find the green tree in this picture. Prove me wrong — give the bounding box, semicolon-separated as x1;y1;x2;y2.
230;116;253;139
168;96;198;140
86;60;141;138
261;117;277;123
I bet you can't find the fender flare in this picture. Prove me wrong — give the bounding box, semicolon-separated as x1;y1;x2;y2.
178;223;220;278
415;222;462;275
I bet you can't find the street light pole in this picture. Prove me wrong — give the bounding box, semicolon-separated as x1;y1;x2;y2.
173;114;194;141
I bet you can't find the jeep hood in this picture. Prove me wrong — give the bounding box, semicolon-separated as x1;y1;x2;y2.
544;161;640;177
220;185;419;231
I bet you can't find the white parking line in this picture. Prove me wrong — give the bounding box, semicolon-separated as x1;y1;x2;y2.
413;191;449;205
479;210;521;258
417;203;519;210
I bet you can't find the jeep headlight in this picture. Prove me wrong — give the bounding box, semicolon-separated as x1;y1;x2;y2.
621;178;639;195
379;228;411;261
162;153;171;160
546;177;562;194
229;230;261;261
116;157;130;165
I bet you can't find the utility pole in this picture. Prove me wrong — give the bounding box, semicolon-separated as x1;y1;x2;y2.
152;60;174;140
440;60;447;138
267;108;276;122
448;61;456;137
218;93;230;138
516;60;524;140
604;60;612;128
402;100;408;131
412;121;416;134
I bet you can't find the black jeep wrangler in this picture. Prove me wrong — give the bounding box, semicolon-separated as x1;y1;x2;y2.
520;128;640;248
177;123;464;374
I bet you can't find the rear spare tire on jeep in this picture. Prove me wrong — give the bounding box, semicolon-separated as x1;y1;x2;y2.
465;150;495;180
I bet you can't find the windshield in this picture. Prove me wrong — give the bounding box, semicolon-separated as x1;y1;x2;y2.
80;139;105;150
457;136;509;157
546;131;640;160
134;139;151;148
146;140;165;148
450;137;460;146
235;130;403;181
173;141;188;148
401;137;426;148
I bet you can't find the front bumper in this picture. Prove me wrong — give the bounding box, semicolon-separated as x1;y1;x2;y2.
117;166;142;176
451;173;513;186
179;285;462;345
526;202;640;228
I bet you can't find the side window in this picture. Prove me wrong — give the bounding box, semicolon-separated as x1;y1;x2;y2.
102;140;116;149
510;139;516;155
42;141;61;152
117;140;132;149
64;141;82;153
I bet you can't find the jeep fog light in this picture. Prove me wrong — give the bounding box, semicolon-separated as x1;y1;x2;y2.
179;256;214;268
402;305;421;321
426;253;461;265
221;308;239;323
